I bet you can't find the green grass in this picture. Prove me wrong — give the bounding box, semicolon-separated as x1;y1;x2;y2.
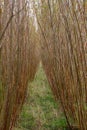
16;64;67;130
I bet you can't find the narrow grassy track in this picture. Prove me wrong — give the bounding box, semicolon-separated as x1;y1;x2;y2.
15;65;67;130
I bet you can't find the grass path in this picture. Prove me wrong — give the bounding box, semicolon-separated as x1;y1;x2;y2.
15;65;67;130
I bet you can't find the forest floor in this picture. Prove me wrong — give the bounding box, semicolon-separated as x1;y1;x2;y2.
15;64;67;130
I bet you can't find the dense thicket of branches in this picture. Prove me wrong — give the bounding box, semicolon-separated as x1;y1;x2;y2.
0;1;39;130
34;0;87;130
0;0;87;130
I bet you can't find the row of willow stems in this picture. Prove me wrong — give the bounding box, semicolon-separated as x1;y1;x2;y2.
0;1;40;130
33;0;87;130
